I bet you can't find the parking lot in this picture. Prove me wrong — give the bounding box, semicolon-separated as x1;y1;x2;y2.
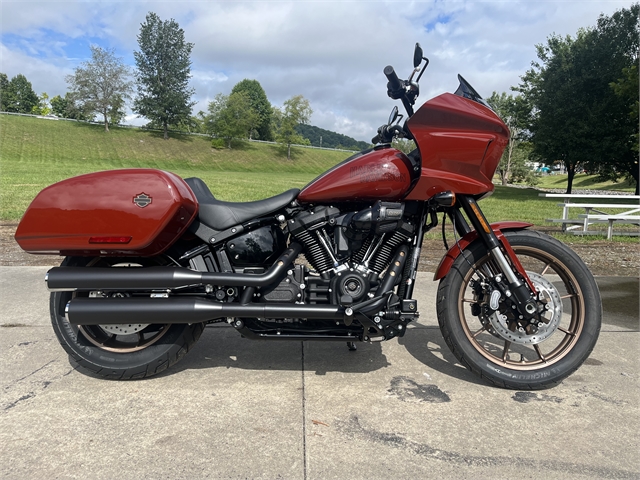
1;267;638;479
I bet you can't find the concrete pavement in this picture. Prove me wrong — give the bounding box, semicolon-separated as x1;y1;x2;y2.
1;267;638;479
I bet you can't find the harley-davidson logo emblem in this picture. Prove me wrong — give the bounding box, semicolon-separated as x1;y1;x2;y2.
133;193;152;208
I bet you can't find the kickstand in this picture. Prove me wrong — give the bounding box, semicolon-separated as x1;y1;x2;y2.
346;341;357;351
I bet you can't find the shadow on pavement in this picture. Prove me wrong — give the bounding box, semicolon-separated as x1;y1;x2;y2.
398;328;485;386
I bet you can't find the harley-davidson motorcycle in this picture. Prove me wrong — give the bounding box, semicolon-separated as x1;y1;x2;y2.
15;44;601;389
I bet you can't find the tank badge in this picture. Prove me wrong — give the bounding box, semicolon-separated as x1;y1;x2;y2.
133;193;152;208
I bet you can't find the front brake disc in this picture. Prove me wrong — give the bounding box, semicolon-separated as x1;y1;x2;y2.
488;271;563;345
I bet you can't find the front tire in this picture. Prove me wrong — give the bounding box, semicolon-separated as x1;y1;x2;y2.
436;230;601;390
50;257;205;379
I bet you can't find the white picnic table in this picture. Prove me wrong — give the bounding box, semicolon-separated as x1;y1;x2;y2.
539;193;640;239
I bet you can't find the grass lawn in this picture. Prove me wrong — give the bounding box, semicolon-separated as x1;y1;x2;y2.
517;172;635;192
1;114;637;242
0;114;346;220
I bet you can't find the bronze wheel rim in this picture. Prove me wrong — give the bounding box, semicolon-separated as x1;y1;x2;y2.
78;323;170;353
457;245;585;370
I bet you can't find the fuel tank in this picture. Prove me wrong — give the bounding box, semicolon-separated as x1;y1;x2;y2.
15;169;198;256
298;146;413;204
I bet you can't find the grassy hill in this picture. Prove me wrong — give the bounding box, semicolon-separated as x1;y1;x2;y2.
296;124;371;151
2;114;637;243
0;114;349;220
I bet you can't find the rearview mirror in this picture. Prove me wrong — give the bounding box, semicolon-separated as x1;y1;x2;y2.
413;43;424;68
388;106;399;125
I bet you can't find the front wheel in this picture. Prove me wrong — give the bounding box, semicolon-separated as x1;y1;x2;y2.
436;230;601;390
50;256;205;379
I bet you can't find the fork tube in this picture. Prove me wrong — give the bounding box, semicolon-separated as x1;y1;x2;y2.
458;196;519;284
449;207;471;236
403;204;428;299
458;196;536;315
458;196;501;250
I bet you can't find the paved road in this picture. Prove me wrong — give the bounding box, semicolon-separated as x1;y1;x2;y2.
1;267;638;479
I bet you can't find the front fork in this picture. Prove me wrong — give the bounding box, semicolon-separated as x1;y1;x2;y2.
456;196;538;319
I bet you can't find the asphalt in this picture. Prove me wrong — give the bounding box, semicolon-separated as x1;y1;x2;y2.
0;267;638;479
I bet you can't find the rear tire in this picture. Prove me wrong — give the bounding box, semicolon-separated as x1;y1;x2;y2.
436;230;601;390
50;256;205;380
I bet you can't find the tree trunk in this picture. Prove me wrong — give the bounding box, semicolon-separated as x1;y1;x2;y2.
163;121;168;140
628;164;639;195
504;140;515;185
565;163;576;194
103;112;109;133
287;143;291;160
227;138;232;149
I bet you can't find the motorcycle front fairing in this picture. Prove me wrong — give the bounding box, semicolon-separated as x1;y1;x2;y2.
404;92;509;200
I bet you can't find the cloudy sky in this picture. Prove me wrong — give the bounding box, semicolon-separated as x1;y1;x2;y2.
0;0;634;141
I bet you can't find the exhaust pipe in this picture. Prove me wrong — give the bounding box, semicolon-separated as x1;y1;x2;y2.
47;243;303;292
65;297;345;325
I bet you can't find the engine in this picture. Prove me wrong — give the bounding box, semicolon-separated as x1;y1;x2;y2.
278;202;415;306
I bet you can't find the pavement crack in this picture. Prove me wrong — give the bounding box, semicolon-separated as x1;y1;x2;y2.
335;414;638;479
301;341;307;480
4;392;36;411
13;359;56;384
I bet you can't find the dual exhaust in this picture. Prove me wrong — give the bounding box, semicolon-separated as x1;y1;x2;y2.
47;243;303;292
50;242;409;327
65;297;345;325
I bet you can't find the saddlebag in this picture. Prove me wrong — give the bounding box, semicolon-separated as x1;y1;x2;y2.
15;169;198;256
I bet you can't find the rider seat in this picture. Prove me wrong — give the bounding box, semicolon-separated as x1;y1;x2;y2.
184;177;299;231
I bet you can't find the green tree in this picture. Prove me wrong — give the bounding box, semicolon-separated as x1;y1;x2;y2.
108;94;127;126
4;74;39;113
391;138;416;154
133;12;195;140
611;63;639;155
517;4;639;194
516;32;587;193
32;92;51;116
231;79;273;140
50;92;94;121
190;111;208;134
0;73;9;111
487;91;530;185
66;45;132;131
276;95;312;159
50;94;67;117
206;92;258;148
295;123;370;150
591;6;639;192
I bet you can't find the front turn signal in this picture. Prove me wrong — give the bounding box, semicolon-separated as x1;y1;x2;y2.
431;191;456;207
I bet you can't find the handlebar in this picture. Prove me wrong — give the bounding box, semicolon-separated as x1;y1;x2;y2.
374;51;429;144
372;124;404;144
384;65;415;117
384;65;402;92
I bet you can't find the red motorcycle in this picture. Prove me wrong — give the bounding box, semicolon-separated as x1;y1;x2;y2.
15;44;601;389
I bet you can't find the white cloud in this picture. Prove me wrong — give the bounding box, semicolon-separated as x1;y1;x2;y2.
0;43;72;96
1;0;636;141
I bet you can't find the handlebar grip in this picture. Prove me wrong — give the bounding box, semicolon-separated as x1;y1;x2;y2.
384;65;402;91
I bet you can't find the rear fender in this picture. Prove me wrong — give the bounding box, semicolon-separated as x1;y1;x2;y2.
433;221;533;281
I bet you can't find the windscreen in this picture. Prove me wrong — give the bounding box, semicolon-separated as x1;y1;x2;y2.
453;74;492;110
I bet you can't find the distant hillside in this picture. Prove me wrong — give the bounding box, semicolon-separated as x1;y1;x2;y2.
296;124;371;151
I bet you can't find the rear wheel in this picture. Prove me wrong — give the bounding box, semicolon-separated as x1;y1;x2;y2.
436;230;601;389
50;256;204;379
